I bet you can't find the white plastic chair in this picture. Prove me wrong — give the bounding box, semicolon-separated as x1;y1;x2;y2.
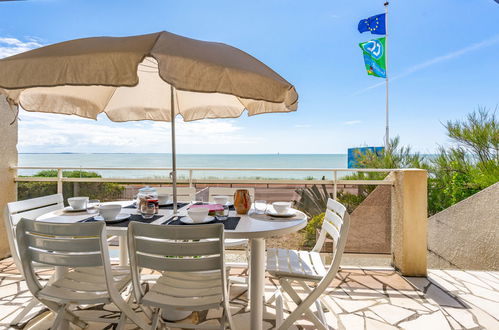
128;222;234;329
156;186;196;202
15;218;148;329
4;194;63;326
266;198;350;330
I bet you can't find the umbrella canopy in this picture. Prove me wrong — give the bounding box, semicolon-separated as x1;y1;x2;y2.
0;31;298;212
0;31;298;121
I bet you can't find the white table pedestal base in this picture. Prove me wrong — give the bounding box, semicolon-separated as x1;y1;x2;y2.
250;238;265;330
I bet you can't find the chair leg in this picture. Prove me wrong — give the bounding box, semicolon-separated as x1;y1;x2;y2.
9;297;40;326
150;308;161;330
52;304;68;330
116;312;127;330
279;279;327;330
298;280;327;326
315;299;327;326
275;288;284;328
223;300;235;330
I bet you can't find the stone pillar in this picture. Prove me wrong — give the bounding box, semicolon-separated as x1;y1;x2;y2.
0;97;18;259
391;169;427;276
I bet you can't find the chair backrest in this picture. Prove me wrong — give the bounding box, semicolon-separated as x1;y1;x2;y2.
5;194;64;272
208;187;255;203
155;187;196;202
312;198;347;253
15;218;113;298
314;198;350;289
127;222;226;302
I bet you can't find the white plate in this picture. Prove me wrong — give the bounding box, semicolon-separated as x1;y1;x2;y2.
265;208;297;218
159;201;174;206
63;206;88;212
94;213;131;223
180;216;215;224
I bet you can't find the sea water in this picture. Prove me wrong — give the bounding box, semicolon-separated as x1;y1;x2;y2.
18;153;348;180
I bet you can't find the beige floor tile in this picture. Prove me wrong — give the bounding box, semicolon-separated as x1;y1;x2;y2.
388;295;430;311
461;281;499;302
399;311;451;330
333;297;377;313
368;303;415;324
365;317;399;330
460;293;499;320
443;306;478;329
445;270;494;290
465;300;499;329
231;312;273;330
339;313;365;330
359;310;383;322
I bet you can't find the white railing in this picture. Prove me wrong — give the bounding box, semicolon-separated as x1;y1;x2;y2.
12;166;395;200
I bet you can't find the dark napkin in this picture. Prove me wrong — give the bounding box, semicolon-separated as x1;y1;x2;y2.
163;216;241;230
124;203;189;210
79;214;163;227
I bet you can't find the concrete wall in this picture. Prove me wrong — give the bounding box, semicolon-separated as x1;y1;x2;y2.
0;97;18;259
391;169;428;276
428;182;499;271
345;185;391;254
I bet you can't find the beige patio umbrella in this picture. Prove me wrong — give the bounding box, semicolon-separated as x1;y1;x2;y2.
0;31;298;212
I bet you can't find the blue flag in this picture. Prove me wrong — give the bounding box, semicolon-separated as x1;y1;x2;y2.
358;13;386;35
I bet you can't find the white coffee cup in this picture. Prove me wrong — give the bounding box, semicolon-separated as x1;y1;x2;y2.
98;204;122;221
187;207;209;223
68;197;89;210
158;194;170;205
213;195;229;205
272;202;292;214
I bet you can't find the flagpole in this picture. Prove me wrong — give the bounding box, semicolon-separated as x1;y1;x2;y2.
384;1;390;149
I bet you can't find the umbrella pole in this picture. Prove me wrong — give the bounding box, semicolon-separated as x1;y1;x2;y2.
170;85;178;214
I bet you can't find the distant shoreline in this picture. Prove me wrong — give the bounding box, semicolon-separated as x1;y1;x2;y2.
19;152;437;156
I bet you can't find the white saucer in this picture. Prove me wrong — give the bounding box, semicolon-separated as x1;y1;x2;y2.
63;206;87;212
265;208;297;218
180;216;215;224
94;213;131;223
159;201;174;206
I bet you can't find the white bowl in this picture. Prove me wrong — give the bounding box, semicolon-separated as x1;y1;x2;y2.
213;195;229;205
158;194;170;205
98;204;122;221
187;207;210;223
68;197;89;210
272;202;292;214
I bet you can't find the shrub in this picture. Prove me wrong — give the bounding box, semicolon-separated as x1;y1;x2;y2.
303;212;325;247
428;107;498;214
18;170;124;202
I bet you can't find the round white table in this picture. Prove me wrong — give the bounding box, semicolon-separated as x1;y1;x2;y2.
36;201;307;330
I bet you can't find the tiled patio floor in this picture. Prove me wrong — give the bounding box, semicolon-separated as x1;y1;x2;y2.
0;257;497;329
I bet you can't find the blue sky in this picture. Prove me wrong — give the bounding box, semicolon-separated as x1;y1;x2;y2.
2;0;498;154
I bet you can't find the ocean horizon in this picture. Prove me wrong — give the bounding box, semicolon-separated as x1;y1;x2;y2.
18;153;349;180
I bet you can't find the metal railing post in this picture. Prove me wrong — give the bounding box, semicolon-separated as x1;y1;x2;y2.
57;168;63;194
333;171;338;200
188;169;193;188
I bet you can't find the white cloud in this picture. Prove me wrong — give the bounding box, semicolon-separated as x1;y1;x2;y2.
0;37;42;58
18;110;261;153
352;34;499;96
343;120;361;125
